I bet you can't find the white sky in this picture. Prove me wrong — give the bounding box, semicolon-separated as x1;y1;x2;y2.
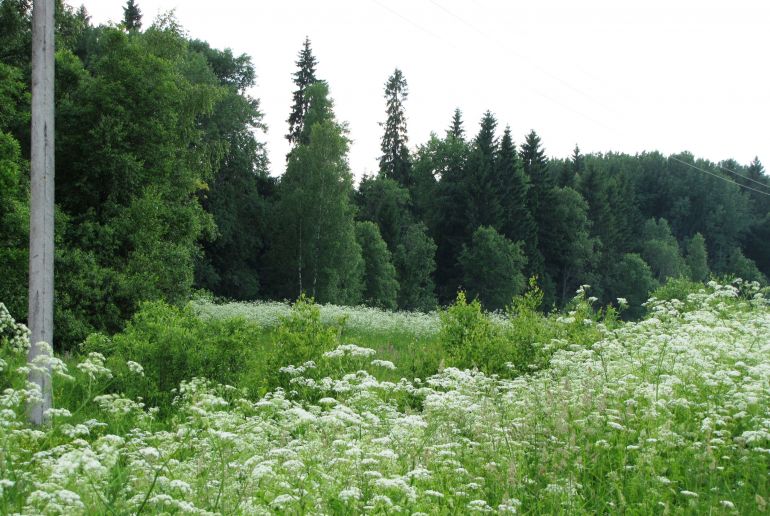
82;0;770;178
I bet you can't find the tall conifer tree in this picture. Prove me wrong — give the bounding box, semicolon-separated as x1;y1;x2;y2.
519;130;551;279
122;0;142;30
448;108;464;140
380;68;411;187
559;144;582;187
286;37;318;149
465;111;501;230
496;127;535;249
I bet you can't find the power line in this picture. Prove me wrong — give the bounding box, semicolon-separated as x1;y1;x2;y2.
715;162;770;192
425;0;618;118
669;156;770;198
372;0;617;133
371;0;768;200
369;0;446;43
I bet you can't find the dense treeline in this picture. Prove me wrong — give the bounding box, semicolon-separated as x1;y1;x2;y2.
1;1;768;350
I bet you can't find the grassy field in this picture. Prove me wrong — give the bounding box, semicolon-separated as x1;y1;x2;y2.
0;280;768;514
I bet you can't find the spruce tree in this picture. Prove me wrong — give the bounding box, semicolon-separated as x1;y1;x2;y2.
519;130;551;280
380;68;411;187
496;127;535;251
578;164;614;248
465;111;501;230
123;0;142;30
745;157;769;214
426;133;470;302
520;130;551;218
286;37;318;149
559;144;582;187
571;144;584;174
447;108;464;140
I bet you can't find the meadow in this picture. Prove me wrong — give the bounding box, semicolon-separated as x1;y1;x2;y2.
0;280;768;514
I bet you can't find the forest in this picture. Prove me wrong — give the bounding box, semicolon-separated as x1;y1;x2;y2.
1;1;769;513
1;1;769;351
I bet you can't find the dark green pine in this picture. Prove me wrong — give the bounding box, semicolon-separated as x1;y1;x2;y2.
447;107;464;140
379;68;412;188
286;37;319;149
497;127;536;252
123;0;142;30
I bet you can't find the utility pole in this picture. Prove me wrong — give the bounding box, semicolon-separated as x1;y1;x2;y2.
27;0;55;425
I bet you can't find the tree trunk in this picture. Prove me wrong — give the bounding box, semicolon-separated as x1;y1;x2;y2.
27;0;55;425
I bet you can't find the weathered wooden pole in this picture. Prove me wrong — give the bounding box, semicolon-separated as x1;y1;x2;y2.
27;0;55;425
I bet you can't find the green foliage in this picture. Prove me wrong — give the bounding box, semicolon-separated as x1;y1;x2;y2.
496;127;535;248
269;82;363;304
726;248;767;284
447;107;464;139
355;221;399;310
685;232;710;282
463;111;502;231
439;280;612;377
356;175;411;252
0;0;31;70
650;277;704;312
81;300;262;411
393;223;437;311
191;40;272;300
266;295;341;389
380;68;411;188
641;218;689;281
545;187;597;305
459;226;527;311
45;22;249;348
286;37;318;148
438;292;508;374
0;131;27;320
428;131;471;301
605;253;658;318
502;278;555;373
519;130;554;294
122;0;142;31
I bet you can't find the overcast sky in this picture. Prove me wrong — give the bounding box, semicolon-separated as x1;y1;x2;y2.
82;0;770;178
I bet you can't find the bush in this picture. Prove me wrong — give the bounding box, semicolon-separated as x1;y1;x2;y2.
504;278;559;374
438;292;508;375
650;277;705;312
264;295;343;391
439;280;619;377
82;300;263;412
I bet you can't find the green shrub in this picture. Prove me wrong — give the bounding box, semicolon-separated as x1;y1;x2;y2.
438;280;617;377
82;300;263;412
264;295;342;391
439;292;508;374
650;277;705;312
504;278;557;373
